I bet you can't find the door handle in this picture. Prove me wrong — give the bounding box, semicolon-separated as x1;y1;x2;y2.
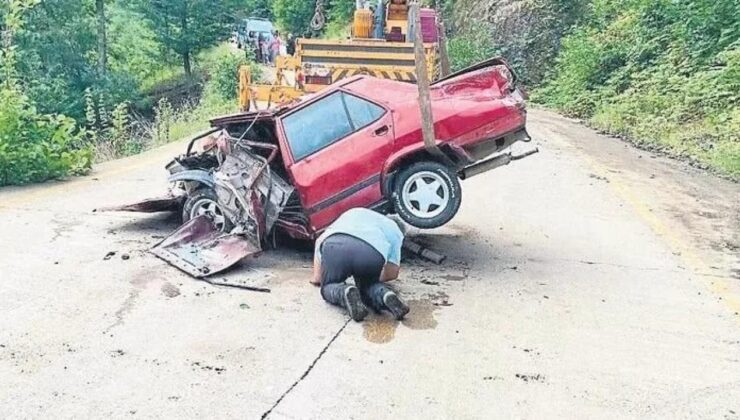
373;125;389;136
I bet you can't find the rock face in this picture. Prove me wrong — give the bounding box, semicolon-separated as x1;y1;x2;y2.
449;0;583;84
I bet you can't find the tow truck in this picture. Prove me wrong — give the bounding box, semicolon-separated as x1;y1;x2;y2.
239;0;449;109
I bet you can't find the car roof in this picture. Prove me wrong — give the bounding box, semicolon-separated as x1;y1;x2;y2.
339;76;417;105
210;75;415;127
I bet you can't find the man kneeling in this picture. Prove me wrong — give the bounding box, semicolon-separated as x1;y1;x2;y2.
311;208;410;322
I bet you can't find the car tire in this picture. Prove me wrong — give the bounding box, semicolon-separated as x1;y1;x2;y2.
182;188;234;233
392;161;462;229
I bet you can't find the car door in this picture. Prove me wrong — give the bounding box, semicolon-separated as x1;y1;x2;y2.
280;90;394;232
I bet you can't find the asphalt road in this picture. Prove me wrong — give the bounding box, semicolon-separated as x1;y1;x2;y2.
1;109;738;419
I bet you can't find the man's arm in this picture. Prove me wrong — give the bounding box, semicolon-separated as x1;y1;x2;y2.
311;251;322;286
380;262;400;282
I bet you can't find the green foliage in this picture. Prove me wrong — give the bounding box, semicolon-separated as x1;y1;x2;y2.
134;0;238;75
9;0;139;120
153;97;174;144
242;0;274;20
1;0;39;89
447;22;497;72
323;0;354;39
327;0;354;26
84;88;143;158
107;6;176;91
272;0;314;36
0;0;91;186
447;0;588;84
0;87;92;186
209;48;262;101
536;0;740;178
151;84;236;145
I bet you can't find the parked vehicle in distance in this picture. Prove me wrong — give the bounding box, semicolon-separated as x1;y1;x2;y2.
105;58;537;276
235;17;274;49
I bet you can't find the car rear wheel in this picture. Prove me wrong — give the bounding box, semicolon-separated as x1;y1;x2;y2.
182;188;234;233
392;161;462;229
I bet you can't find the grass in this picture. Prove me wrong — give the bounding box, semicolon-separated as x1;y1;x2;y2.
167;88;237;145
585;100;740;179
93;42;245;162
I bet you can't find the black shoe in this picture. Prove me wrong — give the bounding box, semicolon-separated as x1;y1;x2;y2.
360;289;382;314
343;286;368;322
383;292;410;320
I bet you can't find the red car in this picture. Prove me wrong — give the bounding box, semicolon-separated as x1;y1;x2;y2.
108;58;536;276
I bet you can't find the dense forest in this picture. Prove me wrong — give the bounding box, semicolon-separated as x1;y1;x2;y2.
0;0;738;186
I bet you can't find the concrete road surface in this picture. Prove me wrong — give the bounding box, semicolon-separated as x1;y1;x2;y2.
1;109;738;419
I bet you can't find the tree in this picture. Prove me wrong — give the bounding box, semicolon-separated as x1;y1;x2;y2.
243;0;273;20
134;0;236;76
272;0;314;36
95;0;107;74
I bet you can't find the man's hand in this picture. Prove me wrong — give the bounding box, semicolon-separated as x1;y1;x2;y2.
380;263;400;282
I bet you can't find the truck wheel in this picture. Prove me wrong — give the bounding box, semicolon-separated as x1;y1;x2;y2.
392;161;461;229
182;188;234;233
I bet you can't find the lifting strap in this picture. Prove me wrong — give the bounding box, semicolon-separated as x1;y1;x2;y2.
310;0;326;31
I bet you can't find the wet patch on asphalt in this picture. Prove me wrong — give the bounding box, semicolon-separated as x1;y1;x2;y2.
363;298;440;344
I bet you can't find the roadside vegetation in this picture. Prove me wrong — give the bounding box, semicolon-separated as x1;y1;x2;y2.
537;0;739;178
2;0;737;185
444;0;739;179
0;0;258;186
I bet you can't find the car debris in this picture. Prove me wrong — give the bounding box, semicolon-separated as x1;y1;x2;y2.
403;240;446;264
151;215;262;278
101;58;536;277
94;195;184;213
205;277;271;293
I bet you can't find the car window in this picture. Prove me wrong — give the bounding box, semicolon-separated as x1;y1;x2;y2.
343;93;385;129
283;92;354;160
248;20;273;32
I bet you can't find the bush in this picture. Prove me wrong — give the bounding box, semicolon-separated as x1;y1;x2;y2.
208;49;262;101
0;88;92;186
272;0;315;35
535;0;740;178
447;22;498;72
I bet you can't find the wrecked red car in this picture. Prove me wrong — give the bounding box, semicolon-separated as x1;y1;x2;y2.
106;58;536;277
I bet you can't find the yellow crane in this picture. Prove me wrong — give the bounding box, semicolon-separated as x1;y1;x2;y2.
239;0;448;110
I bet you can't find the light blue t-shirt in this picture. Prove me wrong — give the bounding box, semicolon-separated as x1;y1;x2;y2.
316;208;404;265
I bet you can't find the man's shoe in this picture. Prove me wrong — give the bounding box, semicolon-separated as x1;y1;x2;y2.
383;291;410;320
360;289;382;314
343;286;369;322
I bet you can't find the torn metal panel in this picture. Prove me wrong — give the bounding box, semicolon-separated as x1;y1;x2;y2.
168;170;215;189
151;215;261;278
213;141;294;235
147;135;296;278
95;194;185;213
